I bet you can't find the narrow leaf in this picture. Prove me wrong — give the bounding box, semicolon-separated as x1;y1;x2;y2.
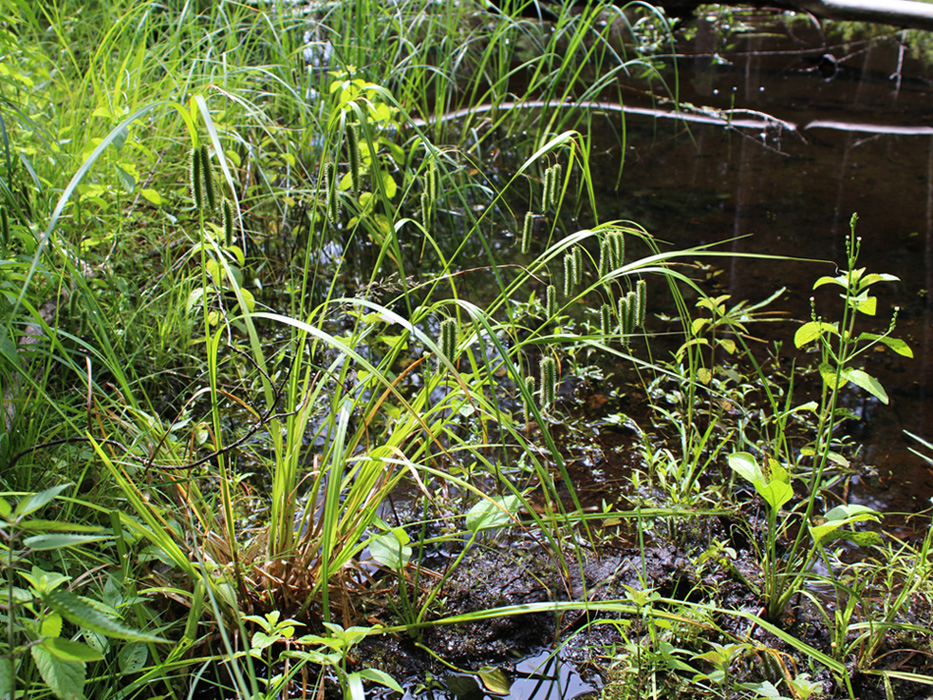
16;485;71;517
44;592;167;643
357;668;404;694
858;333;913;357
24;534;113;551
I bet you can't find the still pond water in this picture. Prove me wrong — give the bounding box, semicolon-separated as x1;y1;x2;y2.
581;10;933;518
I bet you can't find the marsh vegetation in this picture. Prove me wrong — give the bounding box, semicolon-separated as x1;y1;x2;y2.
0;1;931;699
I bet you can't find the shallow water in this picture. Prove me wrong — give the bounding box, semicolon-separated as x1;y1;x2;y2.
580;10;933;516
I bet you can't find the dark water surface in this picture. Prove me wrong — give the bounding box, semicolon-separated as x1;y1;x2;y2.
584;11;933;515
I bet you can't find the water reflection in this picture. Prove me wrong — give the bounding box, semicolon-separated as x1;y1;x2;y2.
587;14;933;514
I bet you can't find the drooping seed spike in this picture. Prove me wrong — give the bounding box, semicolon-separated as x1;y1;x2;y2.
189;147;203;209
636;279;647;327
549;163;562;208
572;246;583;286
0;205;8;252
347;123;361;195
540;357;557;408
619;296;629;345
200;144;217;211
222;198;234;246
564;252;574;298
546;284;558;319
542;166;554;211
523;374;536;423
598;237;611;279
322;161;339;224
426;161;439;203
624;291;637;336
421;192;431;232
609;231;625;269
521;212;534;254
438;318;459;368
600;303;612;337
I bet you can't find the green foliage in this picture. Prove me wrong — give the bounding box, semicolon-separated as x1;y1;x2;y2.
0;486;166;700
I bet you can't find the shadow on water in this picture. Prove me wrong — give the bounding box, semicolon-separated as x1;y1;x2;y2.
581;9;933;516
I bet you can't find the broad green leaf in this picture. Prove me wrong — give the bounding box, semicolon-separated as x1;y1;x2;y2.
357;668;404;694
44;592;167;643
31;645;87;700
42;613;63;637
737;680;783;699
118;642;148;673
114;164;135;193
238;288;256;313
226;245;246;266
0;498;11;519
823;504;880;523
16;484;72;517
728;454;792;510
369;528;412;570
757;477;794;511
818;363;843;390
846;369;888;404
696;367;712;385
810;504;881;545
727;452;761;484
20;567;71;594
811;525;882;547
858;333;913;357
43;638;105;663
0;657;13;699
140;188;162;205
801;447;850;468
859;272;899;288
477;666;511;695
718;338;737;355
82;630;108;654
251;630;278;651
794;321;837;348
852;295;876;316
466;495;520;533
380;171;397;199
813;274;848;289
24;534;113;551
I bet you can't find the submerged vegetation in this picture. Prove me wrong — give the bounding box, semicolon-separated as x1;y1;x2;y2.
0;1;930;699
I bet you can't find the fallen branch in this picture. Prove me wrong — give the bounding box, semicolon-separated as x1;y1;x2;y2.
656;0;933;31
